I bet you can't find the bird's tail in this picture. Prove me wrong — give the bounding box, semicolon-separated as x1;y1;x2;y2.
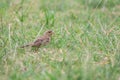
20;44;31;48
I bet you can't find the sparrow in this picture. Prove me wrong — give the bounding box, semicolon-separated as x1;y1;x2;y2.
21;30;53;49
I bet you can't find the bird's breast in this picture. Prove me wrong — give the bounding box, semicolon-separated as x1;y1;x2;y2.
42;37;50;45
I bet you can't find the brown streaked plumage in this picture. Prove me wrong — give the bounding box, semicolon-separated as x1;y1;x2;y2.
21;30;53;49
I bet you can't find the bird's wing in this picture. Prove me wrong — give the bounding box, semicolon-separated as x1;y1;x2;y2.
32;36;50;47
32;37;45;47
40;36;50;45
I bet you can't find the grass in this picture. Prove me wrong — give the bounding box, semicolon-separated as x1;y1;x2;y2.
0;0;120;80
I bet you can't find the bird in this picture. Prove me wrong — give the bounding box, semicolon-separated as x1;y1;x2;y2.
21;30;53;50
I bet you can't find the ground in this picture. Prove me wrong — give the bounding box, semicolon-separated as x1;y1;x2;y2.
0;0;120;80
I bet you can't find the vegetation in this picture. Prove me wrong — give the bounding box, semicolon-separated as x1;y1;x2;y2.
0;0;120;80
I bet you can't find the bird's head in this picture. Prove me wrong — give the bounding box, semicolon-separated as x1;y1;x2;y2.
44;30;53;36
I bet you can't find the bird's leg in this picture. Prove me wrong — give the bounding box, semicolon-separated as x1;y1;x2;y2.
34;47;39;53
31;47;38;53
